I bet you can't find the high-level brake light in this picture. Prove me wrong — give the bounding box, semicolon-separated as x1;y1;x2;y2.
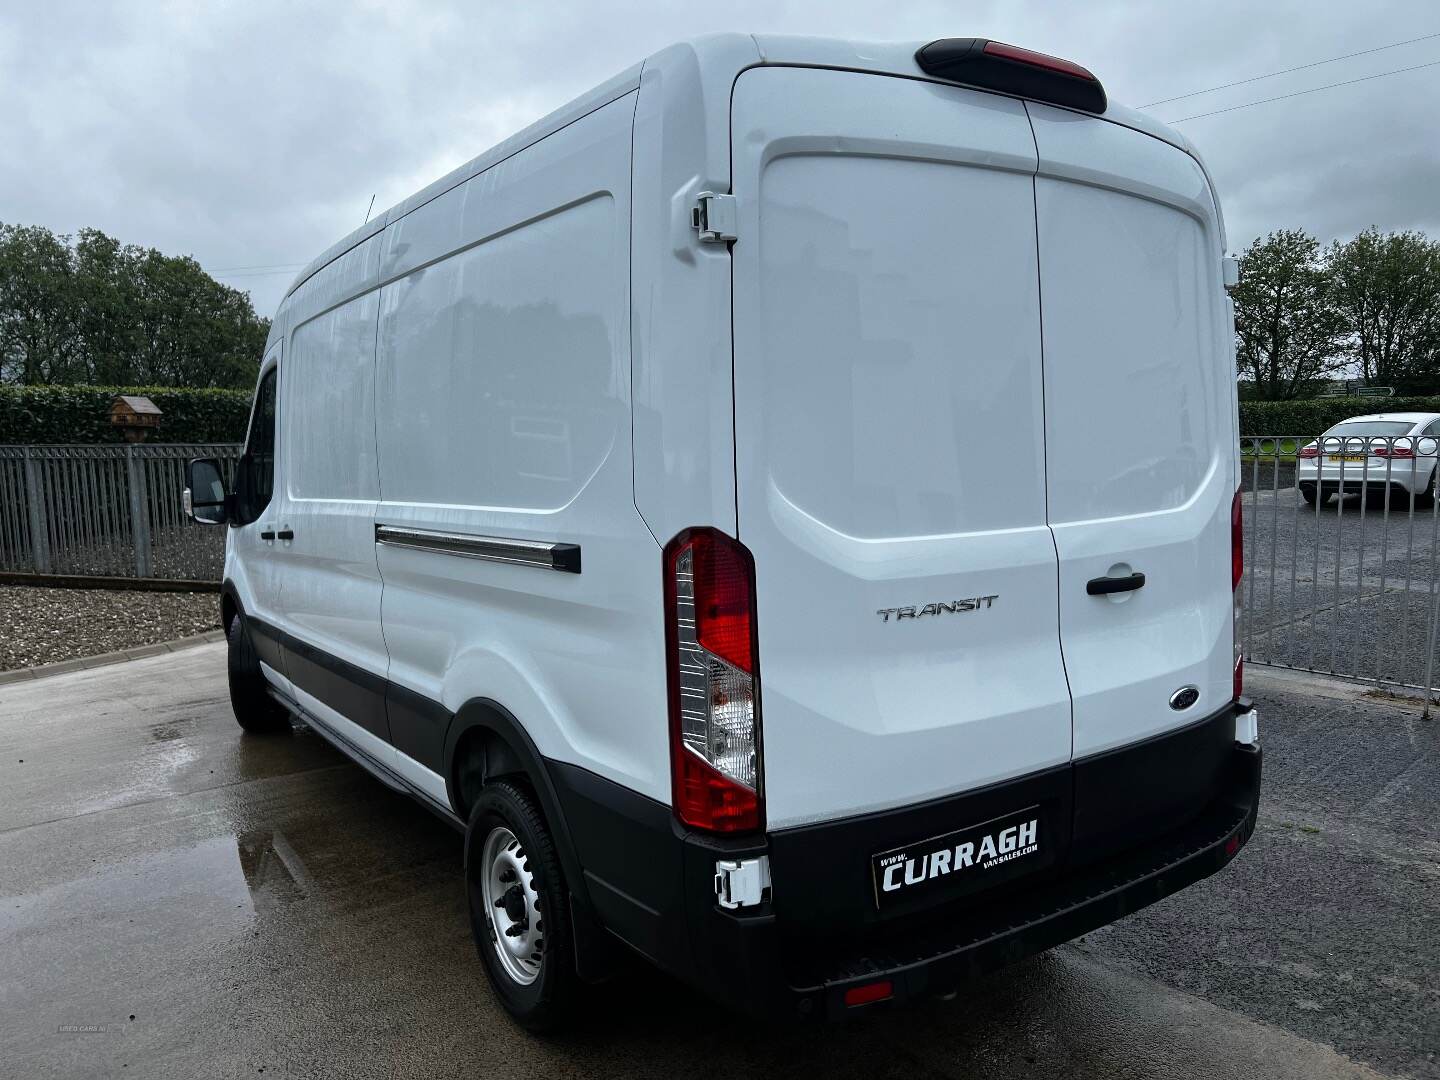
915;38;1107;114
664;528;763;833
981;40;1096;82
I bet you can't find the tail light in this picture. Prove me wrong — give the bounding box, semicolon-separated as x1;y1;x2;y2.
1375;445;1415;458
664;528;762;833
1232;489;1244;700
1297;446;1319;459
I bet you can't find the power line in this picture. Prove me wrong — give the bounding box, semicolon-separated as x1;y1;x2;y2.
1168;58;1440;122
1140;31;1440;108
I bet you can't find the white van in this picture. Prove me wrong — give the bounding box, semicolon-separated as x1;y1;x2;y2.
185;34;1260;1029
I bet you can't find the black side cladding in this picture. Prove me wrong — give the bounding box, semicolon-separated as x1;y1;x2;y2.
915;38;1108;115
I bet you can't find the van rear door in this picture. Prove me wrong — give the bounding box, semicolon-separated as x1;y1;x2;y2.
729;67;1072;829
1027;104;1236;772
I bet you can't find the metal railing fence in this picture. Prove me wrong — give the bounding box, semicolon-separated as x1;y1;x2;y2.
1241;434;1440;704
0;444;241;582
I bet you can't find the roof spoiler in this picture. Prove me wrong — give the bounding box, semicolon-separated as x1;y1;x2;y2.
915;38;1107;115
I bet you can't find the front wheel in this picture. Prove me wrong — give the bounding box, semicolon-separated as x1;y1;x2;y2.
465;779;579;1032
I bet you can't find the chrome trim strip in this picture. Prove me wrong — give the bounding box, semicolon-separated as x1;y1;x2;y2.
374;524;581;574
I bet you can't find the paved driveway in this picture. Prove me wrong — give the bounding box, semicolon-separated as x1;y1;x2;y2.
2;646;1435;1079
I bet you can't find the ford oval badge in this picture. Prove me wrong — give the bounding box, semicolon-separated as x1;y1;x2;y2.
1169;686;1200;711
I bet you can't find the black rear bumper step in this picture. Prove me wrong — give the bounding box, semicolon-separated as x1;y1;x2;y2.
796;746;1258;1014
551;704;1261;1020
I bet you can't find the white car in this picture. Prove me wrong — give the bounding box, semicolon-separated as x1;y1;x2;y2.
1296;412;1440;507
183;34;1257;1028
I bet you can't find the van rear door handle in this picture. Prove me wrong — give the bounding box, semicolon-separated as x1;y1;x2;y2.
1087;571;1145;595
260;529;276;541
276;529;294;541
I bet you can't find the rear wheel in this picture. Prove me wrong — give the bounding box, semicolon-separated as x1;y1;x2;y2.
465;779;578;1032
1299;484;1319;507
226;613;291;734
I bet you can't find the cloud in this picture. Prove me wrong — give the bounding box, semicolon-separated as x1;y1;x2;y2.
2;0;1436;316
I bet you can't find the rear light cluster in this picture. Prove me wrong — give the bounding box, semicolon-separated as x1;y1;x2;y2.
1297;446;1319;459
1232;489;1244;701
664;528;762;833
1375;445;1415;458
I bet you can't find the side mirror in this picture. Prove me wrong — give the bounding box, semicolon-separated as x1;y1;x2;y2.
184;458;230;526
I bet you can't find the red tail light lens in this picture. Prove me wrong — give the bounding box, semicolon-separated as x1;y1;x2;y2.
982;40;1097;82
1297;446;1319;459
1231;489;1243;590
1375;446;1415;458
664;528;762;833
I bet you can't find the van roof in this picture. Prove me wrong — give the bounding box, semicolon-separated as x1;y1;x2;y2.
276;33;1201;320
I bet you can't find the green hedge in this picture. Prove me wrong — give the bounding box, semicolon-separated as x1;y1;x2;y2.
1240;396;1440;436
0;385;252;444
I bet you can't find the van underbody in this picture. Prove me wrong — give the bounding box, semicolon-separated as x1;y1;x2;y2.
212;33;1256;1024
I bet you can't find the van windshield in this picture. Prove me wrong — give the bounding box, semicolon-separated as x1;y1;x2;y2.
1322;421;1415;438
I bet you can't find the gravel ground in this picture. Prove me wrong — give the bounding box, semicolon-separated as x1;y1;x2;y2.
0;586;221;671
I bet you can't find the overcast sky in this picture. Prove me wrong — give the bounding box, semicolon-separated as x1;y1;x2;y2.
2;1;1437;318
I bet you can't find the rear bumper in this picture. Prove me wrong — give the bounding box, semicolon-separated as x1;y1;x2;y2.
1298;460;1428;494
551;702;1260;1020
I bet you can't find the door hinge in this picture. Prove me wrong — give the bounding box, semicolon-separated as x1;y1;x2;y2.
714;855;771;909
692;192;738;244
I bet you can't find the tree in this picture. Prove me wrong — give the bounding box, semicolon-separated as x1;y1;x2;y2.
1232;230;1348;401
1326;228;1440;392
0;222;269;389
0;224;80;384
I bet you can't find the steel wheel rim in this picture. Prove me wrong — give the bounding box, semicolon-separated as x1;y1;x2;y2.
479;825;543;986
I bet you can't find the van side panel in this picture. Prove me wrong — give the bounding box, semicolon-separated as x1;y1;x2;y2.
373;93;672;804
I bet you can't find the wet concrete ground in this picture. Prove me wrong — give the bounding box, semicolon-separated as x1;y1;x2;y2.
2;645;1434;1079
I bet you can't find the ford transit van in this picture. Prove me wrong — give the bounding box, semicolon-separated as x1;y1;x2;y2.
185;34;1260;1030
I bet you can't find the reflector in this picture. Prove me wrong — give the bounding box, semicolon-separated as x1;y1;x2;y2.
843;980;894;1007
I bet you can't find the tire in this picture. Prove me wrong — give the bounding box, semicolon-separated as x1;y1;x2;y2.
1420;466;1440;510
1299;485;1319;507
465;779;578;1032
226;613;291;734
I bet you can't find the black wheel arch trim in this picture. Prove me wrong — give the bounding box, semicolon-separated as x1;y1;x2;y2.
444;699;620;979
443;699;589;902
